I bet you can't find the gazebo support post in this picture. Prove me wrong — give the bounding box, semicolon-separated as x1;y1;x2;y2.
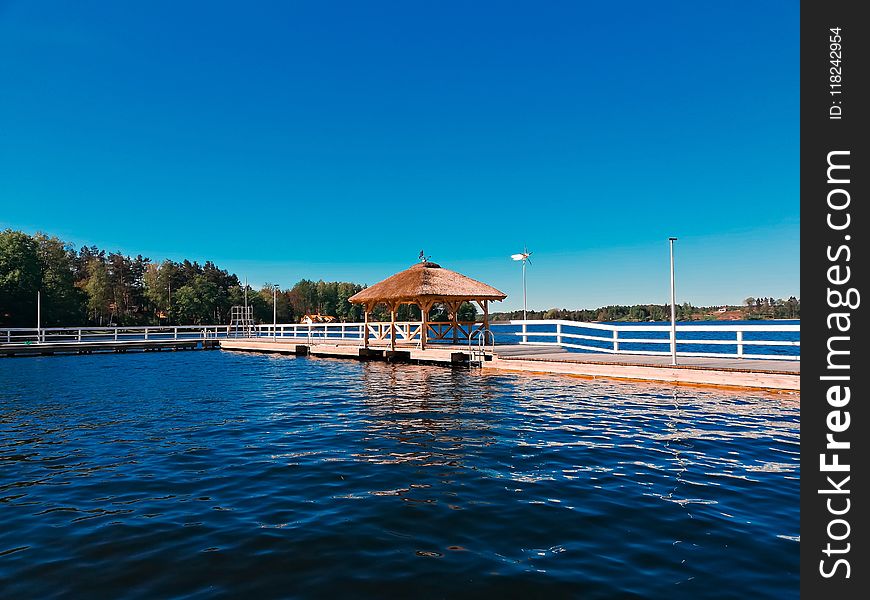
450;301;459;345
363;306;370;349
419;300;433;350
389;303;396;351
476;300;490;336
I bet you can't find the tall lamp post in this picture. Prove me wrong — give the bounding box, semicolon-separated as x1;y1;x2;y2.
272;285;278;340
668;237;678;366
511;248;532;343
243;277;250;337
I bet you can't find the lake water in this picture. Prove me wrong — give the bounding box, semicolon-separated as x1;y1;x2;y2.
0;351;799;598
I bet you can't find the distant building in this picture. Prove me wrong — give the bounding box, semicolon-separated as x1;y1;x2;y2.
300;314;336;324
717;307;728;313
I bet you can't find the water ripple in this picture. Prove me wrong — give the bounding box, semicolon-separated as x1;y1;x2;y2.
0;351;799;598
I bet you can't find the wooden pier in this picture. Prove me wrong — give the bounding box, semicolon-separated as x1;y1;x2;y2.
0;322;801;391
219;338;475;365
217;338;799;392
489;345;799;391
0;338;218;357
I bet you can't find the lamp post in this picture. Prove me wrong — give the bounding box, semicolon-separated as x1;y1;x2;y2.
273;285;278;340
522;258;527;322
669;237;678;366
511;248;532;343
243;277;249;337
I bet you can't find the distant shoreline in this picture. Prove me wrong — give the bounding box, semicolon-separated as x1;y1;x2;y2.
490;310;800;323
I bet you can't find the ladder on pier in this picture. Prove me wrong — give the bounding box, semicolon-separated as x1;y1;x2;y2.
229;305;256;338
468;328;495;368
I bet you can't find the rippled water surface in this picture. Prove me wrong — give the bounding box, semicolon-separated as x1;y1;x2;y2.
1;352;799;598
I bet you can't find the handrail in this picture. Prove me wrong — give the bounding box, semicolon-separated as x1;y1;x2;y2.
1;319;799;361
507;319;799;361
0;325;230;345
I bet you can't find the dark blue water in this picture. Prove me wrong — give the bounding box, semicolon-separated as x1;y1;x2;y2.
0;352;799;598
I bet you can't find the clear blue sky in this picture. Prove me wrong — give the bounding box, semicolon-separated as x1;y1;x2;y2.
0;1;798;311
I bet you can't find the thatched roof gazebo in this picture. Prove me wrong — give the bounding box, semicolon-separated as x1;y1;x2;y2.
349;261;506;350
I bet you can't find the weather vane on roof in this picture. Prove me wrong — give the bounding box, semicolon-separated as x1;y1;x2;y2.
419;250;430;263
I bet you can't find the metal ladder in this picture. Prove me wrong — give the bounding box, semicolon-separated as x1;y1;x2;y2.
468;328;494;367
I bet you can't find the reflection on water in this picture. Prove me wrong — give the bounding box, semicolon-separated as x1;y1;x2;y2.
0;352;798;598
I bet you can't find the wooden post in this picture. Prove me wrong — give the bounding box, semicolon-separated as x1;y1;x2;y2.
450;300;459;344
419;300;432;350
390;303;396;351
483;300;489;333
364;307;370;349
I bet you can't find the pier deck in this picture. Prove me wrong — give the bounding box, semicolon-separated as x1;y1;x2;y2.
490;345;799;391
218;338;800;391
219;337;473;365
0;338;218;357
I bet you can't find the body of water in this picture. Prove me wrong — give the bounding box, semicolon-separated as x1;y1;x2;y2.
1;351;799;598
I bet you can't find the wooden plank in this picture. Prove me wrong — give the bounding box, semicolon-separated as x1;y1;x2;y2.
486;356;799;391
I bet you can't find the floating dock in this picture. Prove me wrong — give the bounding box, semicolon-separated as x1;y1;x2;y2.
0;334;799;391
219;338;474;365
490;345;799;391
0;339;219;357
218;338;800;392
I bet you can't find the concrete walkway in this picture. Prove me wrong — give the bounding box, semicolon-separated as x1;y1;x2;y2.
219;338;800;392
493;345;800;374
489;345;799;391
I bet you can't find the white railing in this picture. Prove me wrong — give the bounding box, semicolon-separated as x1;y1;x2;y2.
1;321;800;361
253;322;364;342
0;325;229;345
0;321;486;347
252;321;485;345
509;319;800;361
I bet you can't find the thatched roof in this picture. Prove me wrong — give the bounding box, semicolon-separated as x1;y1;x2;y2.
349;262;506;306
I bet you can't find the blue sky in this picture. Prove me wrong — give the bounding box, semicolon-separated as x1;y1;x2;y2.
0;1;798;311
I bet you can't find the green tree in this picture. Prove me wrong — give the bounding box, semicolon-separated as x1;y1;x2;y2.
457;302;478;321
35;234;85;325
175;275;222;324
0;229;42;326
84;258;112;324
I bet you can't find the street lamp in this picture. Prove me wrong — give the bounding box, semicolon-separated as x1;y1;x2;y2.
272;285;278;340
511;247;532;343
668;237;678;366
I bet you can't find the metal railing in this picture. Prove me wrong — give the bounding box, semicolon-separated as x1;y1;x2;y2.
508;319;800;361
252;321;485;345
0;322;485;347
3;320;798;361
0;325;229;345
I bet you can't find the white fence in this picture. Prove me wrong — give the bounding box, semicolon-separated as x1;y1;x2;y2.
510;319;800;361
252;321;485;345
0;321;483;346
1;320;800;361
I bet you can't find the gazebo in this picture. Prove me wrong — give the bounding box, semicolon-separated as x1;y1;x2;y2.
349;261;507;350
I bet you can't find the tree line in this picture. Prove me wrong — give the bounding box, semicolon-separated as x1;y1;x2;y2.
0;230;346;326
2;229;798;328
491;298;800;323
744;296;800;319
0;229;478;327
